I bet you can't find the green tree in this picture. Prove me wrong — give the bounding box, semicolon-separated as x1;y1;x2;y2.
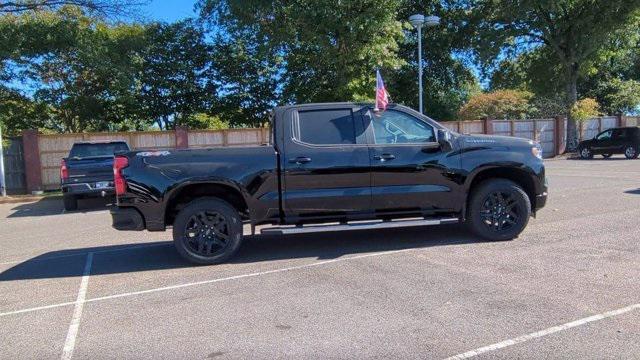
384;2;482;121
199;0;405;106
469;0;640;147
0;0;147;18
0;87;51;136
207;36;281;127
138;20;213;130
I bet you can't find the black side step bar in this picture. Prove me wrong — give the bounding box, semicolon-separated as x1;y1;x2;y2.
261;217;460;235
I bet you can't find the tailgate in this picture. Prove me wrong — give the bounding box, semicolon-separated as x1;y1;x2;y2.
66;156;114;182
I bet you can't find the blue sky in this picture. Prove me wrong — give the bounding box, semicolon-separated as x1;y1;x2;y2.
141;0;198;22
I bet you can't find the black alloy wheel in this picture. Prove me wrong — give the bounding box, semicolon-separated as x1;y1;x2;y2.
467;179;531;241
173;197;243;265
184;210;230;257
479;191;520;232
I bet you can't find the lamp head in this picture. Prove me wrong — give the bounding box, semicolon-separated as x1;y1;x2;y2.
424;15;440;27
408;14;425;28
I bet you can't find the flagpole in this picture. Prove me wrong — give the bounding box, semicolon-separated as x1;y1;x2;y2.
373;69;379;112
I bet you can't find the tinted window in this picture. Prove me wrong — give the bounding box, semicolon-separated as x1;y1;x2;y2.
370;110;435;144
69;142;129;158
596;130;612;140
612;128;626;139
297;109;356;145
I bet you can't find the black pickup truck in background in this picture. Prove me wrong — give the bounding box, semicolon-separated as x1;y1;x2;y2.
111;103;547;265
60;141;130;210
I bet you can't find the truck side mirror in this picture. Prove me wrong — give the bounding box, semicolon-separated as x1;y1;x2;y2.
437;129;452;151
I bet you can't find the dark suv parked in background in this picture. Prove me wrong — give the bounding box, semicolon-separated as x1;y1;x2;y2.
578;127;640;159
60;141;130;210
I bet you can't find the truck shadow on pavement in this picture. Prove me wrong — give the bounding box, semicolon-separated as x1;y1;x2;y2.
7;197;113;218
0;225;480;281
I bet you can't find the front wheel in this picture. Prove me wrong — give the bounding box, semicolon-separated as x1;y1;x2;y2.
466;179;531;241
579;146;593;159
172;197;243;265
624;145;638;159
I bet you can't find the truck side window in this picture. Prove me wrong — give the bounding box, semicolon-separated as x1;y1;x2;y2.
370;110;435;144
297;109;357;145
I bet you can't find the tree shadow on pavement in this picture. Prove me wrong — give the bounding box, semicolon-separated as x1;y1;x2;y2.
0;224;479;281
6;197;113;218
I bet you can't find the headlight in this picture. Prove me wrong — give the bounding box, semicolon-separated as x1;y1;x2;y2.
531;144;543;159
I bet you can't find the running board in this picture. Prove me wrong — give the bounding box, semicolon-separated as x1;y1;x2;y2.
261;217;460;235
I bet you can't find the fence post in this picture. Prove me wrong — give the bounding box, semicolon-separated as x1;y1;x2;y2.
175;126;189;149
554;116;564;156
22;129;43;193
618;114;625;127
483;118;493;135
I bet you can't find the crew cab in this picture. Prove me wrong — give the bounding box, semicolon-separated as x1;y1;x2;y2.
578;126;640;159
61;141;130;210
111;103;547;264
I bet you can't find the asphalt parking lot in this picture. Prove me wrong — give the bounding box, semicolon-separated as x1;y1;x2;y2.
1;157;639;359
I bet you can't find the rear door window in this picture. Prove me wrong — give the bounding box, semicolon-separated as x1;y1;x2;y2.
612;128;626;139
296;109;357;145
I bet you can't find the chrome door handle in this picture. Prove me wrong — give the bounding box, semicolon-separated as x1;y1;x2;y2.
289;157;312;164
373;153;395;161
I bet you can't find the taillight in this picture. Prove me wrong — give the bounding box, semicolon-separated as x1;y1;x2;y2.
113;156;129;196
60;159;69;181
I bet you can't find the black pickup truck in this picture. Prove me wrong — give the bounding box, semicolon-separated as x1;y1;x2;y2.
111;103;547;264
61;141;130;210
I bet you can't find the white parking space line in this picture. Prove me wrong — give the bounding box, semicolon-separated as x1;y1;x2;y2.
60;252;93;360
0;246;420;318
0;242;170;266
444;303;640;360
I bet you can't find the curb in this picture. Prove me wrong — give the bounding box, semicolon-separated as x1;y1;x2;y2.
0;195;61;205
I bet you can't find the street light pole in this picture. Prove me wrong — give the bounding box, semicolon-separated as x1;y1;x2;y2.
0;125;6;197
417;25;423;114
409;14;440;114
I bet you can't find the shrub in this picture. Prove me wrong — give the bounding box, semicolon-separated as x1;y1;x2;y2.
458;90;534;120
570;98;601;122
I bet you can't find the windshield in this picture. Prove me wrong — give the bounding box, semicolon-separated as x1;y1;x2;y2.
69;142;129;159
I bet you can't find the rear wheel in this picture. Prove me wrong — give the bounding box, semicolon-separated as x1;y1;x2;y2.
579;146;593;159
172;197;243;265
624;145;638;159
602;154;612;159
467;179;531;241
63;195;78;211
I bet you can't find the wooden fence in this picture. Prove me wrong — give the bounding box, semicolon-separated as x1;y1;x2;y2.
442;116;624;158
31;128;269;190
14;115;631;192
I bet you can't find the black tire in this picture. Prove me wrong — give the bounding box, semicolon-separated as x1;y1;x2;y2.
579;146;593;159
466;179;531;241
63;195;78;211
602;154;612;159
172;197;243;265
624;145;639;159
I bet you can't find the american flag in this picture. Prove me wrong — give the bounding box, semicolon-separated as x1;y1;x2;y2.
374;69;389;112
